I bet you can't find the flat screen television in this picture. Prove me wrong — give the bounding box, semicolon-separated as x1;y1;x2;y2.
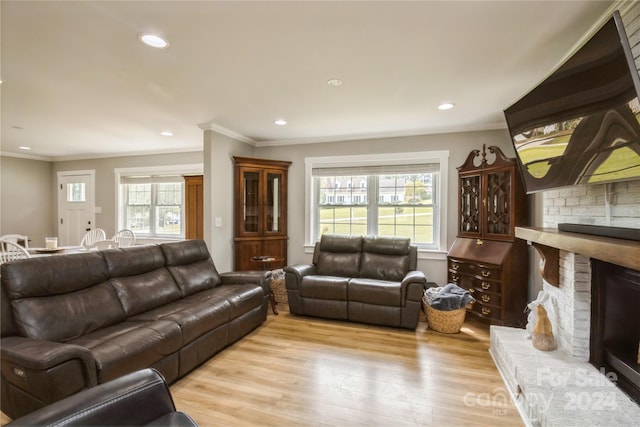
504;10;640;194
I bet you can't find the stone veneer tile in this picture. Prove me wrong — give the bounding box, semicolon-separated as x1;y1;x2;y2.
490;326;640;427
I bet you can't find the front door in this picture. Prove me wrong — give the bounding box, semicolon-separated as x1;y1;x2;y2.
57;171;96;246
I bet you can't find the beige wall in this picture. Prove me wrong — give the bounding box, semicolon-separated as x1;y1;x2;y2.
255;128;519;286
53;151;204;240
0;155;54;247
2;128;527;287
203;130;254;271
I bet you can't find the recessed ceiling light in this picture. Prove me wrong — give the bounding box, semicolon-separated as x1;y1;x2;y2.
160;131;173;136
274;119;287;126
18;146;31;150
327;79;343;87
140;34;168;48
438;102;455;110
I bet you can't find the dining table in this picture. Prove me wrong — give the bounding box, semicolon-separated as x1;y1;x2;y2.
27;246;88;257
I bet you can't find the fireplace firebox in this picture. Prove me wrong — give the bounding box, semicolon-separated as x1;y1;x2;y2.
590;260;640;404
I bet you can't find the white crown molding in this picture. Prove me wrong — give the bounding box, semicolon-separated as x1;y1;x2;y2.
53;146;204;162
7;146;202;163
0;151;53;162
254;121;507;147
1;121;505;160
198;121;256;145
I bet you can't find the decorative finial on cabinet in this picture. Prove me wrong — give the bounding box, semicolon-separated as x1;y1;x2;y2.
481;143;487;166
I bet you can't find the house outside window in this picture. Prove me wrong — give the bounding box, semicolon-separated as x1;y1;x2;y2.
305;151;449;253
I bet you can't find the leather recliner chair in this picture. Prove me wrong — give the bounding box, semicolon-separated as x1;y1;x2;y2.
5;368;197;426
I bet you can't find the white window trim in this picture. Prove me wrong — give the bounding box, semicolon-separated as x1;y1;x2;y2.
114;164;203;242
304;151;448;259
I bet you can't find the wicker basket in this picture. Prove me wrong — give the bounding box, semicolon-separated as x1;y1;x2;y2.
271;278;288;306
423;297;467;334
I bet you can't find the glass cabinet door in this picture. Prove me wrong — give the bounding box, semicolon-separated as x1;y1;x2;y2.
242;170;260;233
265;171;283;233
485;170;512;236
459;174;481;235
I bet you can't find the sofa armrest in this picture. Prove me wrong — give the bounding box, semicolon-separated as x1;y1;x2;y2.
220;270;272;295
1;336;98;418
1;337;96;375
283;264;316;290
401;270;427;302
6;368;197;427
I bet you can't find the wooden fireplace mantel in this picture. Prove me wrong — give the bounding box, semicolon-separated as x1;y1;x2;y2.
516;226;640;287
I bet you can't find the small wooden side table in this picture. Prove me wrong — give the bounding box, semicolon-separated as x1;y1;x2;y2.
250;256;284;315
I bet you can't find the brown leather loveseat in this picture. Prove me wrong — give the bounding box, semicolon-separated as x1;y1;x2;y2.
284;235;427;329
1;239;270;420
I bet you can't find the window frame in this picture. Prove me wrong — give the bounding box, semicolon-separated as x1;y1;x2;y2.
115;164;203;242
305;151;449;257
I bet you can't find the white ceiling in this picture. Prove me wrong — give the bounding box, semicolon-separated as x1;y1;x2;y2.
1;1;619;160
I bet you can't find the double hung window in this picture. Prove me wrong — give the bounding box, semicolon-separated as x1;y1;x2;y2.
120;175;184;238
306;151;448;252
116;165;202;240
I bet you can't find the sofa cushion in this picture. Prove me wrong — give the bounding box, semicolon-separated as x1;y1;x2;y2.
359;236;411;281
359;252;410;282
217;284;265;320
68;320;182;383
319;234;363;253
315;235;363;277
102;245;166;278
11;282;126;342
300;276;349;300
362;236;411;256
167;259;220;297
348;278;402;306
1;252;108;298
110;269;182;317
161;240;221;296
131;289;232;345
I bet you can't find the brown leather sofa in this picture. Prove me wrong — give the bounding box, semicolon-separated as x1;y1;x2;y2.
6;368;197;426
284;235;427;329
1;240;270;420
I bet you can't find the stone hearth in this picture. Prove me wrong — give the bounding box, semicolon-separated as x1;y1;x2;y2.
489;227;640;426
491;326;640;426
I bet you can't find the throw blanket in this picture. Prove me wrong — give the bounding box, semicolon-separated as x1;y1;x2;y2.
430;283;475;311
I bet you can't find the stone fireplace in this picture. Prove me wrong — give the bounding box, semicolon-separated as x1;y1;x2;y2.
542;251;592;361
590;260;640;404
489;226;640;426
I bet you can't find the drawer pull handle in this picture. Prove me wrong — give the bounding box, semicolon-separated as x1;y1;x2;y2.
482;307;491;315
469;288;475;293
481;282;491;290
481;270;491;277
452;264;459;270
452;275;459;282
481;295;490;303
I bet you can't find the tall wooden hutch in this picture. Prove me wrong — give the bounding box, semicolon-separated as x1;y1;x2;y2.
447;145;529;326
233;157;291;271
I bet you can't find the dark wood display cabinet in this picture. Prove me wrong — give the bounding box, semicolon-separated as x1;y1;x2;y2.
233;157;291;271
447;145;529;327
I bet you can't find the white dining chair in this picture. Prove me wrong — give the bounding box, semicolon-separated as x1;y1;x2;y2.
80;229;107;247
0;234;29;249
113;229;136;248
0;239;31;264
86;240;116;251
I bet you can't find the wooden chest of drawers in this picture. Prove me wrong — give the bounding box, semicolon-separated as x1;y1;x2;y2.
447;238;528;327
448;145;529;327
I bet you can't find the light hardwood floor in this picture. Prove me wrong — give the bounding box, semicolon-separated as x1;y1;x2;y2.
1;308;524;426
